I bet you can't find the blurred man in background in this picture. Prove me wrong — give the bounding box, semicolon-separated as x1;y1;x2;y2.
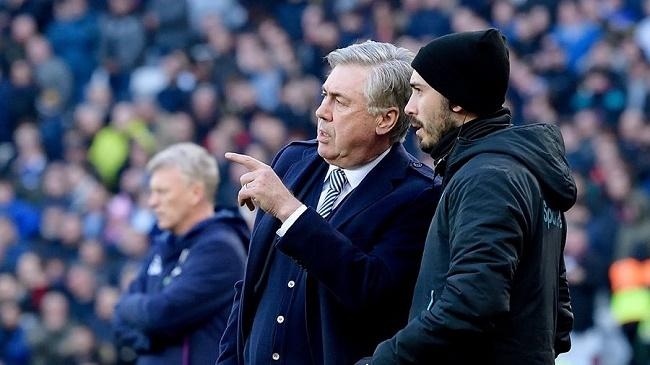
113;142;248;365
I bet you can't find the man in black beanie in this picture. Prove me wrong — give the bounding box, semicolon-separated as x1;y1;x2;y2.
356;28;576;365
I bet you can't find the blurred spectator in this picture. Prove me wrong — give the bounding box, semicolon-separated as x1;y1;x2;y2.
222;76;258;121
612;172;650;261
274;75;320;139
269;0;308;41
257;18;300;81
635;0;650;59
247;112;288;153
142;0;190;57
0;179;39;241
59;324;104;364
0;300;30;365
25;35;73;110
15;252;50;314
549;0;603;72
571;66;626;126
78;239;113;285
235;32;283;112
65;263;98;323
26;290;76;365
402;0;451;39
46;0;99;103
0;14;37;73
565;223;608;333
0;216;28;274
187;0;247;32
10;123;47;202
153;111;196;149
334;8;370;52
89;285;120;343
0;274;22;304
55;211;85;262
0;72;14;147
624;49;650;114
188;83;220;144
370;1;398;42
84;79;114;116
6;60;38;129
155;51;193;113
0;0;53;32
98;0;146;101
530;35;577;116
87;102;156;190
73;103;106;148
609;256;650;365
618;108;650;188
299;4;340;75
192;16;239;97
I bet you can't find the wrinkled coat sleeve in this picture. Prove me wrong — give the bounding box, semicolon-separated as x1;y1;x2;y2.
276;185;436;311
216;279;243;365
371;169;528;363
115;229;245;338
112;253;153;348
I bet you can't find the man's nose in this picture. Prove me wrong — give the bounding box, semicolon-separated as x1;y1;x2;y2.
315;98;331;121
405;96;416;116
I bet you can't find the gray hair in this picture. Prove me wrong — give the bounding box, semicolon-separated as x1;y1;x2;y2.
326;40;414;143
147;143;219;202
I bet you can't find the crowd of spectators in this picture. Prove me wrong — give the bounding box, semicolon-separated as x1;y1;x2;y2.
0;0;649;364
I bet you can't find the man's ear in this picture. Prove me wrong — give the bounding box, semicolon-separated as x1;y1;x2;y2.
376;107;398;136
189;181;204;205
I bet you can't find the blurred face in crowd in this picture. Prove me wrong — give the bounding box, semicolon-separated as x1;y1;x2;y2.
0;301;20;329
41;291;69;330
315;64;392;168
405;70;457;153
148;165;203;235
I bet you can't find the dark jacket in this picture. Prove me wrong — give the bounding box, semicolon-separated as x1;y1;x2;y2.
217;141;440;365
370;121;576;364
114;208;248;365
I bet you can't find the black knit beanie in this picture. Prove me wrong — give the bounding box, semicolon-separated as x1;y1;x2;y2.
411;28;510;116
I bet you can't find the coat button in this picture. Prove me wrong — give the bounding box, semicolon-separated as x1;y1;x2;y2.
287;280;295;288
272;353;280;361
277;315;284;323
412;161;423;167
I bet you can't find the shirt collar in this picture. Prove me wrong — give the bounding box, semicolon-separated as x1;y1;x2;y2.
325;146;392;189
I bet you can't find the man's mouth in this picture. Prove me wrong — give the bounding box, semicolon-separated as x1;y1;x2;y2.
317;129;330;141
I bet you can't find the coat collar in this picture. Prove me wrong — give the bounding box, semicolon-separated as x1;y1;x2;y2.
328;143;409;227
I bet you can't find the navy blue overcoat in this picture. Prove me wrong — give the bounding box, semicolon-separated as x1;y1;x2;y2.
218;141;439;365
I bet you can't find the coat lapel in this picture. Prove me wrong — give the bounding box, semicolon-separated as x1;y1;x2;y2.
328;144;409;227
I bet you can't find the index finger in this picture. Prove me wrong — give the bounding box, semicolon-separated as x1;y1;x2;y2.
225;152;267;170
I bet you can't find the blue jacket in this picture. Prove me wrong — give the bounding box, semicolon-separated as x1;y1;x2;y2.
114;208;248;365
218;141;439;365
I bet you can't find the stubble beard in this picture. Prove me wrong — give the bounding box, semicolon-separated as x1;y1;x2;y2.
419;104;456;154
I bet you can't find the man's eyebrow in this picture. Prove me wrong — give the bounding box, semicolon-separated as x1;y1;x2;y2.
322;88;348;99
